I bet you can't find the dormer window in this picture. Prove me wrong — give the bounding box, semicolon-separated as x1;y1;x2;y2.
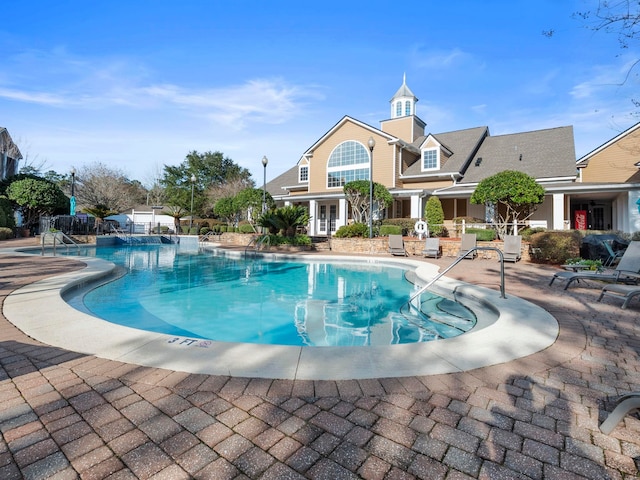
299;165;308;183
422;148;439;171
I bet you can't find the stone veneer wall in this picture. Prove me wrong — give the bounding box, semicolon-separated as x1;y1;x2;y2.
217;233;531;261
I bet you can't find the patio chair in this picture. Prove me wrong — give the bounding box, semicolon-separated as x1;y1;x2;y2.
502;235;522;262
602;240;626;267
597;278;640;309
549;241;640;290
600;392;640;434
388;234;408;256
422;237;440;259
457;233;477;259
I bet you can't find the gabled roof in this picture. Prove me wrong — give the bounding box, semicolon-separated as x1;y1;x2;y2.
0;127;23;160
402;126;488;177
576;121;640;167
460;126;576;184
301;115;397;158
265;166;301;197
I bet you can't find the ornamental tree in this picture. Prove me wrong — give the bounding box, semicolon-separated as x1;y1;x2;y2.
7;177;68;228
470;170;545;238
424;195;445;236
344;180;393;224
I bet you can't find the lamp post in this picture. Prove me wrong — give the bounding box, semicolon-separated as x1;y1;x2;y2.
69;168;76;216
367;137;375;238
262;156;268;212
189;174;196;234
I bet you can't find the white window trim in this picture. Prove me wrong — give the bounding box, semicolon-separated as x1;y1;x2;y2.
326;141;370;189
298;165;309;183
421;147;440;172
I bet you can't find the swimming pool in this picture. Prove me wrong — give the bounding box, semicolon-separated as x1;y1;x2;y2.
3;242;559;379
64;245;476;347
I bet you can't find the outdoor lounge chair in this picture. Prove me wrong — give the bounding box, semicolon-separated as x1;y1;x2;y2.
388;234;408;256
600;392;640;434
422;237;440;258
457;233;477;259
502;235;522;262
549;241;640;290
597;278;640;309
602;240;626;267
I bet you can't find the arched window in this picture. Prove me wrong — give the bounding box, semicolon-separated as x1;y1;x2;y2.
327;141;370;188
396;101;402;117
405;100;411;116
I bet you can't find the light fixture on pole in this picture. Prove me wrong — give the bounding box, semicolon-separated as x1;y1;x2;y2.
262;156;268;212
189;174;196;235
70;168;76;216
367;137;376;238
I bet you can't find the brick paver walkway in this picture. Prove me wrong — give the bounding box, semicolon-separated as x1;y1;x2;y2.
1;238;639;479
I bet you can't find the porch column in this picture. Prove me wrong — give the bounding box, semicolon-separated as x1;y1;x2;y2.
552;194;565;230
410;195;421;219
338;198;348;229
309;200;317;236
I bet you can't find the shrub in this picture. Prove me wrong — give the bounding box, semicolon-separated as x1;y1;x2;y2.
260;233;311;246
425;196;445;236
334;222;369;238
519;227;545;241
379;224;402;236
0;227;13;240
466;228;496;241
199;227;211;235
529;230;581;264
381;218;415;235
238;223;256;234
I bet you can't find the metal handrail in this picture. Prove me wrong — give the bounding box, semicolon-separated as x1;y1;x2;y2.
41;231;80;256
408;246;506;310
244;235;271;258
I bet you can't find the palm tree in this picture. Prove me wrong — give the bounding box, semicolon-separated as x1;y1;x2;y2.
259;205;310;237
163;205;187;234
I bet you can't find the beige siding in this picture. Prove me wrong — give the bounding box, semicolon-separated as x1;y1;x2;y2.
380;116;424;142
397;179;452;189
582;129;640;183
308;120;396;193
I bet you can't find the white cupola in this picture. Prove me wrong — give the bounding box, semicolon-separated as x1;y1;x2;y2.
390;74;418;119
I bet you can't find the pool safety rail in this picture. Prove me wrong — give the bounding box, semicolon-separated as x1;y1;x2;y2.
40;231;80;256
244;235;271;258
403;246;506;334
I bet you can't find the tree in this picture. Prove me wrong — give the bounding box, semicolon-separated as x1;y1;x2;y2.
74;162;144;213
206;176;255;214
6;177;68;229
163;205;188;234
235;188;275;226
161;151;253;217
214;196;241;227
470;170;545;238
424;195;445;236
343;180;393;224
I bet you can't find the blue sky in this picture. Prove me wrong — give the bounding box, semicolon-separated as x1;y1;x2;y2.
1;0;638;187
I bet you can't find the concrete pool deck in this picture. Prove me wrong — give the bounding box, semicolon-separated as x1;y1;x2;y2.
1;245;558;381
0;237;639;478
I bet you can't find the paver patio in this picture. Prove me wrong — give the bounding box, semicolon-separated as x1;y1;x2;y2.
0;237;639;479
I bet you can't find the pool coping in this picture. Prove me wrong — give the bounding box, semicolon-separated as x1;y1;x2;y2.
2;247;559;380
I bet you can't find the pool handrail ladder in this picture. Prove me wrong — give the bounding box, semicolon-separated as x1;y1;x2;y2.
40;231;80;256
244;235;271;258
401;246;506;333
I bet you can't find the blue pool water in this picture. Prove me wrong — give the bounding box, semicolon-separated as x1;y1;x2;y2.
64;245;476;346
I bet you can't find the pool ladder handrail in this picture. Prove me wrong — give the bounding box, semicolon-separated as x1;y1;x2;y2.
406;246;506;313
41;231;80;256
244;235;271;258
400;247;505;334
